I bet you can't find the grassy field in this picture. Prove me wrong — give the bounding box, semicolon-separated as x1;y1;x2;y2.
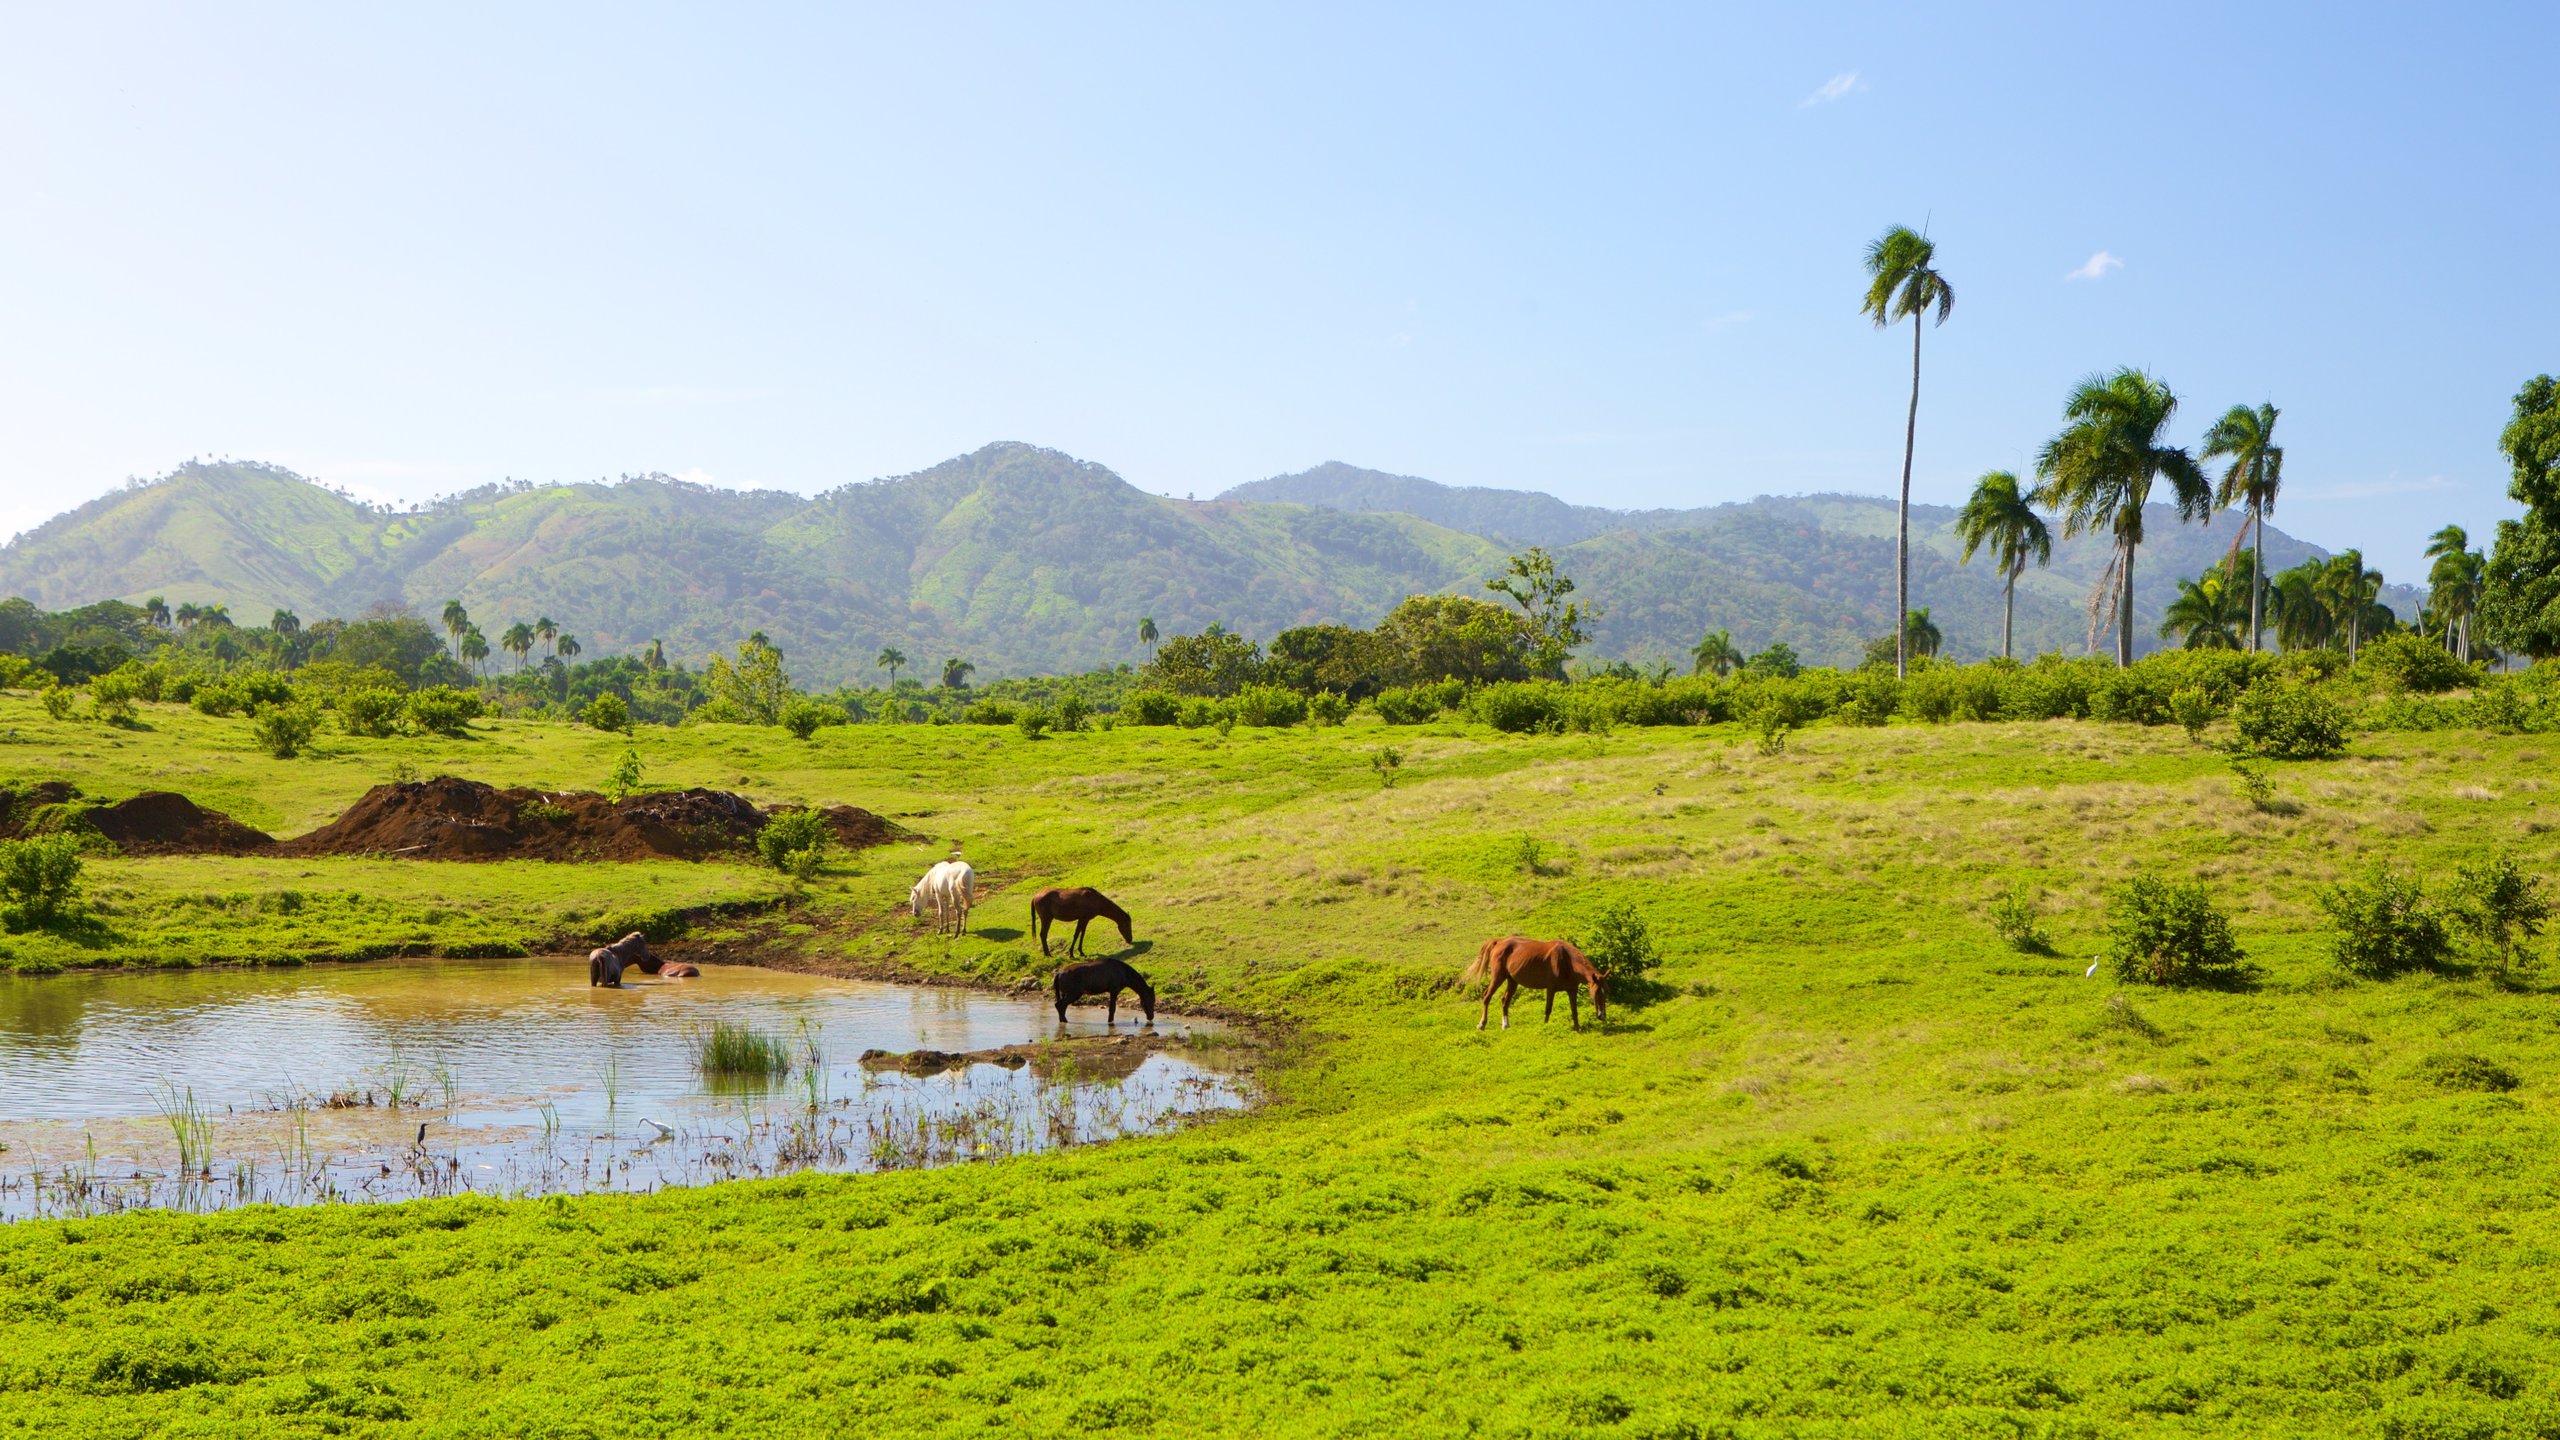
4;694;2560;1436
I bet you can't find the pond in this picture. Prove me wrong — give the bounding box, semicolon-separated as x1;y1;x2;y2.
0;957;1248;1220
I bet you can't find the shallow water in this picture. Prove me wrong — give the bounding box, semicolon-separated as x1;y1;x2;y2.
0;957;1244;1219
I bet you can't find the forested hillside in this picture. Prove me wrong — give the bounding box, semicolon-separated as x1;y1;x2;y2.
1;447;2410;681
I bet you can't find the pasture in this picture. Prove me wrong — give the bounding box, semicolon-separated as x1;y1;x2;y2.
2;693;2558;1436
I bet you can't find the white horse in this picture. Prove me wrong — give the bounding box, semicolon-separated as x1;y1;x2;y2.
910;859;975;936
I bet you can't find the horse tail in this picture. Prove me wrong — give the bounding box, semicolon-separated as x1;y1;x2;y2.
1460;936;1502;986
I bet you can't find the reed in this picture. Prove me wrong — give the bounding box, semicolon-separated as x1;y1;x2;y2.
691;1020;794;1078
148;1082;214;1178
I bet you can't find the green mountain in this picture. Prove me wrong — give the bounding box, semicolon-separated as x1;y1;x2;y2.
0;447;2416;681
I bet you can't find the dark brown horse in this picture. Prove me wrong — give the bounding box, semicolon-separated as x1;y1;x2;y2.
1030;887;1133;958
589;932;656;988
1053;958;1155;1025
1463;936;1606;1031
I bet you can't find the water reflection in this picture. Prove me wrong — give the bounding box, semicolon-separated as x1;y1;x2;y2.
0;957;1245;1218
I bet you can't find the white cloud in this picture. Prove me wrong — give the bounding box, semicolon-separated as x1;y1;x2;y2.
1800;72;1863;107
2065;251;2124;281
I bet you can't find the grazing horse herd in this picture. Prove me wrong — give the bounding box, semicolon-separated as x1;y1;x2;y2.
597;851;1607;1034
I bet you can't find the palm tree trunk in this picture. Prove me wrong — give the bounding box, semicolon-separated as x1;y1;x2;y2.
1896;314;1921;680
2118;538;2136;667
2002;565;2016;660
2248;500;2264;653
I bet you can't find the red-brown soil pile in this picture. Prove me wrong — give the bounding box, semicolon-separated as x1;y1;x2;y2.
277;777;914;862
86;792;277;855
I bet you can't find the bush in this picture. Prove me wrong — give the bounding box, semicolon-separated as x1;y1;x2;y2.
1119;691;1180;726
2107;876;2244;985
2168;686;2216;743
779;698;844;741
1233;684;1308;728
2010;657;2098;720
755;809;830;879
1621;676;1729;726
1306;691;1351;727
1840;672;1900;726
2318;863;2451;979
2232;684;2348;759
1176;698;1231;729
250;702;322;759
1054;694;1091;732
404;686;483;737
1581;900;1659;990
2088;667;2173;726
2358;632;2480;694
0;835;86;931
1989;883;2050;953
2227;756;2277;810
88;671;140;728
1016;709;1053;739
41;685;74;720
339;687;407;738
1472;682;1563;734
606;748;645;803
580;693;632;734
1372;685;1448;725
1369;746;1402;787
1901;668;1960;724
966;700;1021;725
2450;853;2550;987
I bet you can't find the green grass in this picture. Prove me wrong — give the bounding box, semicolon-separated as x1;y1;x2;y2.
692;1019;795;1078
3;693;2560;1434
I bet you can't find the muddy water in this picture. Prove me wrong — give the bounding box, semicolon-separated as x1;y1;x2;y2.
0;958;1245;1219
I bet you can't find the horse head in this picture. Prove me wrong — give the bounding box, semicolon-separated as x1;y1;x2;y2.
1129;969;1157;1022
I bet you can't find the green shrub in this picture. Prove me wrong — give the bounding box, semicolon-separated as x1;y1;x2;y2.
966;700;1021;725
606;748;645;803
755;809;830;879
1900;667;1960;724
1472;682;1562;734
1742;643;1800;679
1054;694;1091;732
0;835;85;932
2107;876;2244;985
0;655;39;690
2168;686;2216;743
1621;676;1729;726
1840;672;1900;726
779;698;843;740
1369;746;1402;787
41;685;74;720
1581;900;1659;990
1119;691;1180;726
1306;691;1351;727
404;686;483;737
2318;863;2451;979
1016;710;1053;740
340;687;406;739
2450;853;2550;987
2227;756;2277;810
2232;684;2348;759
2088;667;2173;726
580;693;633;734
2358;632;2480;694
1176;698;1230;729
1372;686;1447;725
1953;663;2012;721
250;703;322;759
1233;684;1307;728
2010;657;2098;720
1989;883;2050;953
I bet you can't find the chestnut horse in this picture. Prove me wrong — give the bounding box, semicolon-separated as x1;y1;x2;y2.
1053;958;1155;1026
588;932;655;988
1463;936;1606;1031
1030;887;1133;958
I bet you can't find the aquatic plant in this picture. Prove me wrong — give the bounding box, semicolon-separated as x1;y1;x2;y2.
692;1020;794;1078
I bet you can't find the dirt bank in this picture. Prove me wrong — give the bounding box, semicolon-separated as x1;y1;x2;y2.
277;778;916;863
0;781;275;855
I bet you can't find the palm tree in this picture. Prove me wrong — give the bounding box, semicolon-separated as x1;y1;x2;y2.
556;633;581;663
1954;470;2054;660
2159;571;2244;650
502;622;535;674
2320;551;2385;660
940;658;976;690
460;626;490;680
2200;403;2283;651
644;638;667;671
1690;628;1741;677
534;616;558;659
1903;608;1942;660
1138;617;1159;653
2268;562;2333;651
270;609;301;667
174;601;203;631
2032;369;2213;666
200;603;232;629
1203;621;1228;638
442;599;470;661
876;647;906;686
2426;525;2484;661
144;596;170;629
1861;224;1954;680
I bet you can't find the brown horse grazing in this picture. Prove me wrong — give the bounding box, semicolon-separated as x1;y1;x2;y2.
588;932;655;988
1462;936;1607;1031
657;961;700;978
1030;887;1134;958
1053;958;1155;1025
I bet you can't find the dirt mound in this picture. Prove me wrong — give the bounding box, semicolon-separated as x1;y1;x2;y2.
86;792;277;856
281;778;915;863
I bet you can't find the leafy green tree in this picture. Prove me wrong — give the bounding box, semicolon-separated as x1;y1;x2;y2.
705;636;794;724
2425;526;2485;662
1954;470;2053;659
1690;629;1741;677
2482;376;2560;660
1861;224;1954;679
1373;594;1529;685
2200;402;2284;650
940;658;976;690
1485;547;1594;678
876;646;905;686
0;835;85;932
1266;624;1393;698
2033;368;2213;666
1141;631;1264;696
2159;567;2245;650
580;692;632;733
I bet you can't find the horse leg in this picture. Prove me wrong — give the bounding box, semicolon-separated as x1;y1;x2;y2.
1500;980;1517;1030
1105;986;1118;1025
1568;987;1581;1032
1543;989;1556;1023
1478;977;1499;1030
1035;911;1049;957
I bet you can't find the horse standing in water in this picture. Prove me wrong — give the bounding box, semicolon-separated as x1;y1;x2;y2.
1029;887;1133;958
1463;936;1607;1031
1052;958;1155;1026
910;859;976;936
588;932;656;988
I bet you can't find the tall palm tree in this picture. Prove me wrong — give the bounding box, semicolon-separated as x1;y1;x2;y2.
1138;617;1159;653
1903;608;1942;660
2199;403;2284;651
2317;551;2385;660
502;622;535;674
2159;571;2244;650
1690;628;1741;677
174;601;203;631
940;658;976;690
1861;224;1954;680
2032;369;2213;666
460;626;490;680
876;647;906;686
644;638;667;671
2268;561;2333;651
534;616;559;659
144;596;170;629
1954;470;2054;659
2425;525;2485;661
556;633;581;663
442;599;470;661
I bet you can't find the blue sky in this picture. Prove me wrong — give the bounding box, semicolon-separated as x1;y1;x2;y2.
2;3;2552;586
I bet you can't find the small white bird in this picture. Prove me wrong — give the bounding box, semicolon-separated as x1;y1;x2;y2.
2084;961;2101;978
637;1117;674;1140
